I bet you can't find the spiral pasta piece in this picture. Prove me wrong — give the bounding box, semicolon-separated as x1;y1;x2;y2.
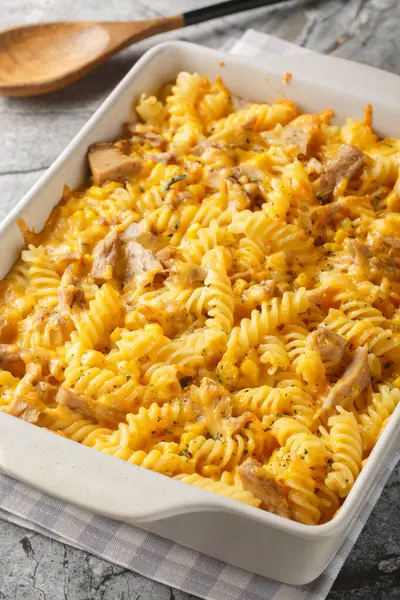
228;289;310;358
39;405;112;445
217;290;310;387
212;100;297;133
175;473;261;507
325;309;400;361
202;248;234;335
258;335;290;374
278;456;321;525
280;324;308;365
72;283;123;350
181;220;231;264
22;245;61;307
316;484;340;523
325;408;363;498
166;72;206;152
185;428;264;478
357;385;400;451
229;210;319;263
232;386;291;419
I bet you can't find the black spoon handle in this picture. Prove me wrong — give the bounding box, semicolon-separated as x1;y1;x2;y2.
184;0;288;27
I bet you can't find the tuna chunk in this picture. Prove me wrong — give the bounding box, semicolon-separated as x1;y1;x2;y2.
133;131;167;149
237;458;292;518
311;200;347;225
91;231;121;281
308;326;346;363
120;221;146;242
199;377;230;403
348;239;400;280
3;363;43;423
191;140;246;157
169;264;207;285
370;256;400;281
348;239;371;270
5;399;40;423
222;411;256;437
306;157;323;176
0;344;24;370
314;144;365;201
56;387;92;419
282;125;314;155
92;225;162;284
191;141;216;157
145;152;177;165
230;94;250;112
88;143;143;185
58;270;84;312
24;363;43;385
380;236;400;250
307;287;326;305
204;167;222;189
322;345;369;411
121;126;167;150
235;164;264;183
369;233;400;252
185;267;207;284
120;221;158;252
156;247;180;269
123;241;161;282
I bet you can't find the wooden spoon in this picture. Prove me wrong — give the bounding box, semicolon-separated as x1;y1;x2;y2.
0;0;287;97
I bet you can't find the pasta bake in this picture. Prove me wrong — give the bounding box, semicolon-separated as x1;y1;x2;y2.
1;72;400;525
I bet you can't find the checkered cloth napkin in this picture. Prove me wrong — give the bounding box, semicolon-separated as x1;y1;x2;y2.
1;29;399;600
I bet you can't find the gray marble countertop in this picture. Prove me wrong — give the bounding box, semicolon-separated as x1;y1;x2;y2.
1;0;400;598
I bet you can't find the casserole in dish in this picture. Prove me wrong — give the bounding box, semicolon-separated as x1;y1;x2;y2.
0;41;399;584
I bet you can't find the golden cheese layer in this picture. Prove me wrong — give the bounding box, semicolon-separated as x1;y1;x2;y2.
1;72;400;524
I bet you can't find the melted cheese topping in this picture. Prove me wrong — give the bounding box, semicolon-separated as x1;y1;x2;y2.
1;72;400;524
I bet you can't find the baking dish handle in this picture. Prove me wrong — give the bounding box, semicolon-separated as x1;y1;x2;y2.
0;414;225;521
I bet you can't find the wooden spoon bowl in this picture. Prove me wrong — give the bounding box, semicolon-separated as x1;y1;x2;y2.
0;18;183;97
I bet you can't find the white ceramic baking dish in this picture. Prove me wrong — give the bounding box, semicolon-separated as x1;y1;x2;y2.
0;41;400;585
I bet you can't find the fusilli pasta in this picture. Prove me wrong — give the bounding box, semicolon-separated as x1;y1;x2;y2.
1;72;399;526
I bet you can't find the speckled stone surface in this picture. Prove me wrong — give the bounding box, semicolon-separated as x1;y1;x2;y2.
0;1;399;598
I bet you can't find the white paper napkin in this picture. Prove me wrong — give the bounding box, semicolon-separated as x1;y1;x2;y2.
0;30;398;600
